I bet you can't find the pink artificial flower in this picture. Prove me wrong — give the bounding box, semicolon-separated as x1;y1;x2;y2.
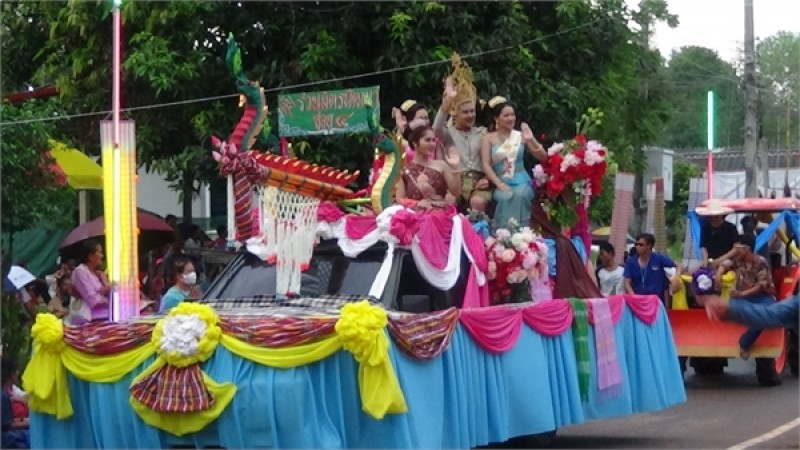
485;237;497;250
488;261;497;280
522;250;539;270
501;248;516;263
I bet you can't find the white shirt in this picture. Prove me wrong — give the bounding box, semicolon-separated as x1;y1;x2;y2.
598;266;625;297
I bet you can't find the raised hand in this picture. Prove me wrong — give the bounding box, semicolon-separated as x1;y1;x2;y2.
393;107;407;131
520;122;536;144
445;146;461;169
444;76;457;102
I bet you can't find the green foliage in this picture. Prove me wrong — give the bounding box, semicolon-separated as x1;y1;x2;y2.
1;293;32;366
0;100;76;260
4;0;682;215
665;161;700;240
757;31;800;149
657;46;744;149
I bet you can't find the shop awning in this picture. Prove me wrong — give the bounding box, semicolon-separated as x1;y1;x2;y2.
48;139;103;190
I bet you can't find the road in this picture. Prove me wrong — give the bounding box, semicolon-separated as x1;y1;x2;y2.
554;359;799;449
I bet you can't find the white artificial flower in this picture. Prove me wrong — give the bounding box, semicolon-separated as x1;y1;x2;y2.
560;154;581;172
697;274;713;291
160;314;208;357
547;142;564;156
510;233;526;251
584;149;605;166
586;140;604;153
495;229;511;240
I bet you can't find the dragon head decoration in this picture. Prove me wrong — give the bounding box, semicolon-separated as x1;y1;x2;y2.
364;104;403;213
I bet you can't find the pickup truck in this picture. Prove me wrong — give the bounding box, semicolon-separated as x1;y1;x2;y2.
201;239;469;313
29;239;686;449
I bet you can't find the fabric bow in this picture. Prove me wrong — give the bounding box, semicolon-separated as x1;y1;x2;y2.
390;209;418;246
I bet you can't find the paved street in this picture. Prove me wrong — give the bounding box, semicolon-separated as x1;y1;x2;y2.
555;359;799;448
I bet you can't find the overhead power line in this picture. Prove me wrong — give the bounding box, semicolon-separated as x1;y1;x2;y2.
1;18;603;128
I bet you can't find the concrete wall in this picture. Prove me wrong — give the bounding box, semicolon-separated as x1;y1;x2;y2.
136;167;211;220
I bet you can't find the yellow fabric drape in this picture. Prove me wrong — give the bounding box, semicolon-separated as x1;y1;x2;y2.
358;355;408;418
129;358;237;437
220;333;343;368
22;350;73;420
24;301;409;427
62;344;157;383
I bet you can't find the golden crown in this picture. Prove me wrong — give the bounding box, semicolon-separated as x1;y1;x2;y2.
487;96;507;109
449;53;477;114
400;99;418;112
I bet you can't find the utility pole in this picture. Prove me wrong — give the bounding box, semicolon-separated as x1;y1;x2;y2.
743;0;759;197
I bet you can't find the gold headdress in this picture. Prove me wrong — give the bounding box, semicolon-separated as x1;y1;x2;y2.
400;99;418;112
487;96;507;109
449;53;477;114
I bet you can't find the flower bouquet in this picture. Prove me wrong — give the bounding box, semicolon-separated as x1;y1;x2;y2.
485;218;549;304
532;108;608;228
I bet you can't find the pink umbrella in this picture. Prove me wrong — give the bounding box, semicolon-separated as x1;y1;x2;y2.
59;210;176;257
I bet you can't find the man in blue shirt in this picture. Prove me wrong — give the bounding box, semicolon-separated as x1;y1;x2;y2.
623;233;681;305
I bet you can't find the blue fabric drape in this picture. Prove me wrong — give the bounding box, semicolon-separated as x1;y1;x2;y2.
687;211;703;260
31;306;686;449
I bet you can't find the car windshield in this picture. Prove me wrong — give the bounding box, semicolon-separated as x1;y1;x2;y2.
202;241;386;300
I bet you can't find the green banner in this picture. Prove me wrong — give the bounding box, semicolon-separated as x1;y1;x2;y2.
277;86;380;137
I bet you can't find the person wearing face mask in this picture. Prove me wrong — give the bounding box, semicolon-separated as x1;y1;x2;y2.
159;255;199;313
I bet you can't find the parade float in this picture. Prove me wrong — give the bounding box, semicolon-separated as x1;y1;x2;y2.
24;36;686;448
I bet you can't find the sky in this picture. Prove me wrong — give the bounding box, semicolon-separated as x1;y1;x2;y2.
643;0;799;63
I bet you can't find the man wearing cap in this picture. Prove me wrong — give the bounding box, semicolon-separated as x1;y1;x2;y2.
697;199;739;268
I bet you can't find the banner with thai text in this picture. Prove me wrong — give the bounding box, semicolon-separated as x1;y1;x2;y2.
278;86;380;137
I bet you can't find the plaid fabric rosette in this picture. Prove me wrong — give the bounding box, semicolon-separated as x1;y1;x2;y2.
129;303;233;417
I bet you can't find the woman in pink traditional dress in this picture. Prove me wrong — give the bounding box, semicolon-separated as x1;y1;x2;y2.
396;125;461;210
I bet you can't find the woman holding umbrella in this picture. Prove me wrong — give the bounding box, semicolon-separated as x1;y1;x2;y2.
70;240;110;323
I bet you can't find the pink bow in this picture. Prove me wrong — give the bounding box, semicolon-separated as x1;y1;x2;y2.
390;209;418;246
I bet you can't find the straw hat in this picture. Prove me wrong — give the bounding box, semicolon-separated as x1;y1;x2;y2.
695;198;734;216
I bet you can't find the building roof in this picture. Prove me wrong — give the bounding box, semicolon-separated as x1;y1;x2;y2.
678;147;800;172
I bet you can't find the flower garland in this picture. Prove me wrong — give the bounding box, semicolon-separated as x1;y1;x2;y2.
485;219;549;304
532;108;608;227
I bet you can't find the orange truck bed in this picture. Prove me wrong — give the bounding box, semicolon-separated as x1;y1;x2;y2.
668;309;784;358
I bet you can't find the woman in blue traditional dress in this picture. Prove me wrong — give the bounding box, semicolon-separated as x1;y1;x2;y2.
480;97;548;228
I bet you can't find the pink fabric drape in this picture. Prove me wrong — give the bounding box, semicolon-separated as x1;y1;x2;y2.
390;209;418;246
460;217;487;272
414;211;453;270
345;214;378;239
459;307;523;354
620;294;660;325
587;295;624;325
520;299;573;337
461;266;490;308
318;202;345;223
588;298;623;398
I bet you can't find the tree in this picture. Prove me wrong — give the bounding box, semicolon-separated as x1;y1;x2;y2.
8;0;678;227
658;46;745;150
757;31;800;150
0;99;76;264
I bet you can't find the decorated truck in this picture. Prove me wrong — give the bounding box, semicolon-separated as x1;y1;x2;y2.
22;36;686;449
